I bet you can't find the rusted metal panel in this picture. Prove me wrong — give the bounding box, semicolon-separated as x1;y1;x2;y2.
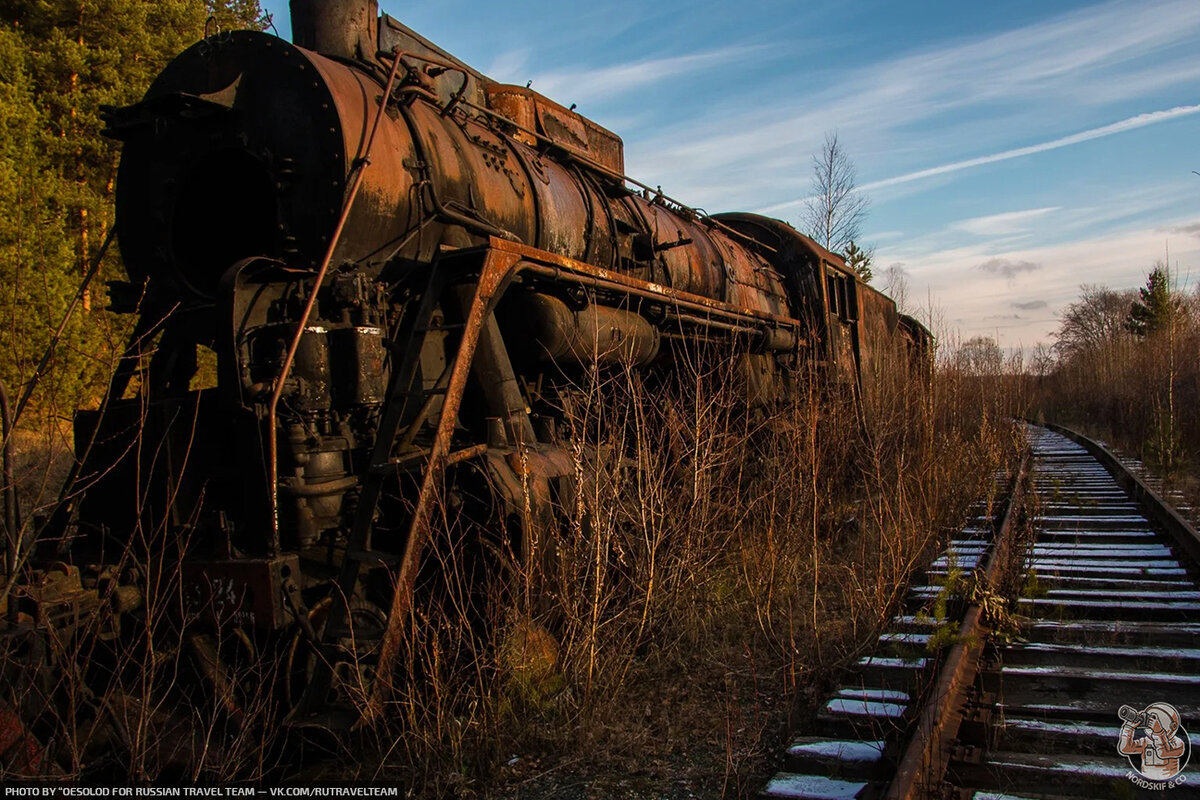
639;201;726;299
490;237;805;337
486;83;625;174
508;292;662;366
182;556;300;632
110;30;795;329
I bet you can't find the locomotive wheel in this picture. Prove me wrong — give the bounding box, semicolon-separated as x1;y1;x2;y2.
283;596;387;713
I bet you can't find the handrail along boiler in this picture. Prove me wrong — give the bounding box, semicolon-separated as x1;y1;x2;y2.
21;0;930;720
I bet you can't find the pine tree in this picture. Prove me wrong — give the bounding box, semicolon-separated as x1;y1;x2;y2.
1126;266;1181;337
843;241;873;282
0;0;263;420
0;25;86;418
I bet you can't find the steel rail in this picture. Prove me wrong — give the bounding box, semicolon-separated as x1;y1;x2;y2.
883;452;1030;799
801;422;1200;800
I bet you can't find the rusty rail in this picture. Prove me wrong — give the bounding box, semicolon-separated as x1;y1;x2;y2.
934;423;1200;796
883;451;1030;800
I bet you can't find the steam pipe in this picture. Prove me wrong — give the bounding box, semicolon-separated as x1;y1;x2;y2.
289;0;378;61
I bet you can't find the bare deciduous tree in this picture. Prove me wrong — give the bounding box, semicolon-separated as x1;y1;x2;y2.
882;264;910;313
1053;284;1136;362
801;131;869;260
958;335;1004;376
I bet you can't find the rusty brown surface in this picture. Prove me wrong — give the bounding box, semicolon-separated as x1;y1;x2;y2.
362;233;813;725
485;83;625;174
265;45;406;551
490;237;802;332
290;0;378;62
70;8;934;739
111;30;801;322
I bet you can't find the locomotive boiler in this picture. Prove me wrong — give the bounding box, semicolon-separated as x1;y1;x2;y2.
7;0;929;729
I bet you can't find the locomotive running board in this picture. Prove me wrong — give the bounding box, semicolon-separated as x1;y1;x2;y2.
489;238;808;336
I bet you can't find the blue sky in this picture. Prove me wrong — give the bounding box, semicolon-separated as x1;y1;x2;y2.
263;0;1200;350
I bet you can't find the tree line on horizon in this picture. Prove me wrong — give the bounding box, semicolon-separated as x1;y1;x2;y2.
913;257;1197;477
1038;263;1198;473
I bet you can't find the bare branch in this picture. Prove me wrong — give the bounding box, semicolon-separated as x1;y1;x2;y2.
800;131;870;256
1053;284;1136;361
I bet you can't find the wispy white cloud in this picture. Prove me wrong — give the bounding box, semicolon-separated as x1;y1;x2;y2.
757;105;1200;215
1073;61;1200;105
520;45;768;106
881;216;1200;347
953;207;1060;237
626;0;1200;212
883;182;1197;268
753;109;1198;223
1029;183;1199;245
484;49;532;83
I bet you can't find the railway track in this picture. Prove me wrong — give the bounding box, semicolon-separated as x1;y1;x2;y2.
761;423;1200;799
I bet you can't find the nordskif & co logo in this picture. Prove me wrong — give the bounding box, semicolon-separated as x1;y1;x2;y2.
1118;702;1190;789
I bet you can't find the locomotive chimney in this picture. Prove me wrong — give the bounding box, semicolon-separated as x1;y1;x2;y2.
290;0;379;61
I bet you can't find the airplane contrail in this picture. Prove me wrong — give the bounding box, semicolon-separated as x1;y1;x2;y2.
760;104;1200;214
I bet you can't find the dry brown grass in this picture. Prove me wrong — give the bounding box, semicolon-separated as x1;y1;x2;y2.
0;333;1025;796
361;337;1024;797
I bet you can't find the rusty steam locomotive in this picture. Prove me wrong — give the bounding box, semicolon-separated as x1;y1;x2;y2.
8;0;929;726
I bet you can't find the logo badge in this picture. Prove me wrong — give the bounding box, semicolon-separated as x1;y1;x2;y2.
1118;703;1191;788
